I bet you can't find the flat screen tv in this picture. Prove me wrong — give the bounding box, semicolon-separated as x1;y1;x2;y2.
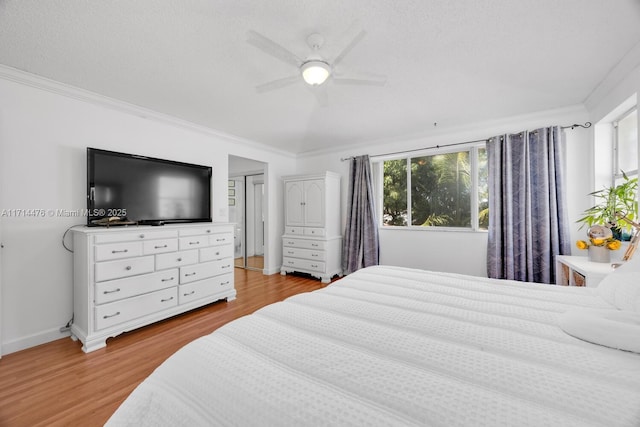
87;148;212;226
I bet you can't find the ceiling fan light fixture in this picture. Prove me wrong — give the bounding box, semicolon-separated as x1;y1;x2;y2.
301;60;331;86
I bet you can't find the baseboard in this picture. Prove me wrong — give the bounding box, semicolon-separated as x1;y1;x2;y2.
2;327;71;355
263;266;281;275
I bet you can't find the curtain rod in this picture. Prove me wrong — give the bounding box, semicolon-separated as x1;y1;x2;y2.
340;121;593;161
561;121;592;130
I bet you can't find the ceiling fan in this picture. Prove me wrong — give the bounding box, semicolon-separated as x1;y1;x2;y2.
246;29;387;102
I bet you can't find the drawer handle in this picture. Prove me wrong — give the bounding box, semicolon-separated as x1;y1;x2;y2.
184;291;195;296
185;272;197;277
125;266;132;271
206;229;212;233
216;238;225;242
215;251;220;256
139;234;145;239
189;241;200;245
222;264;231;269
177;257;183;262
312;254;318;257
161;296;174;302
288;261;294;265
103;311;120;319
161;277;175;282
103;288;121;294
111;249;128;254
311;264;318;268
287;241;295;245
155;244;168;249
311;244;319;247
220;281;229;286
287;251;294;254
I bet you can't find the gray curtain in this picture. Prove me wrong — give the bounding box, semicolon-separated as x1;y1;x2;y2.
343;155;379;275
487;126;571;284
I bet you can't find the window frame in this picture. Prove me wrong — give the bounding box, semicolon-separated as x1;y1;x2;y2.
373;142;487;232
612;106;638;185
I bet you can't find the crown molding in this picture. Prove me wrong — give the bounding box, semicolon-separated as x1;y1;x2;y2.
0;64;295;159
297;104;588;159
584;39;640;111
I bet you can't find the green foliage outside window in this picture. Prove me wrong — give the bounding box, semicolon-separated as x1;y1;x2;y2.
382;146;489;229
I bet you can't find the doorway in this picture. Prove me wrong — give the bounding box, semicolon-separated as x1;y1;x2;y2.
229;156;266;272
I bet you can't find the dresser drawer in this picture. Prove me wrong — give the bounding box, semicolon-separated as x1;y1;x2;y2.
94;230;178;244
209;232;234;246
178;235;210;250
180;259;233;284
94;287;177;330
95;242;143;262
282;257;325;273
178;273;233;304
304;227;325;237
179;226;221;237
155;249;199;270
143;238;178;255
200;244;234;262
95;269;179;304
282;247;326;261
95;256;155;282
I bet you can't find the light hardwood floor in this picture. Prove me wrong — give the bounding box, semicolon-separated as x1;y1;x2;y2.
0;269;327;427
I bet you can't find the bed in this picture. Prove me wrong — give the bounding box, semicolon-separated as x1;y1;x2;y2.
106;264;640;426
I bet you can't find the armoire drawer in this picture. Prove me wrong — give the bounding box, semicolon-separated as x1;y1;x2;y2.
178;273;233;304
283;237;326;250
304;227;325;236
94;268;179;304
282;257;325;273
94;287;178;330
282;247;326;261
180;258;233;284
94;256;155;282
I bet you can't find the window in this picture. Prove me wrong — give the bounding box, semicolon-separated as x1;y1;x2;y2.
613;107;638;185
378;145;488;230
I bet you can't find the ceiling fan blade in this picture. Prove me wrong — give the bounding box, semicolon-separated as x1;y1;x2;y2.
247;30;302;67
308;85;328;107
255;75;300;93
332;30;366;66
333;76;387;86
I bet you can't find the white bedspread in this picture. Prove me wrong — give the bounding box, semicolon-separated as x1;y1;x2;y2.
106;265;640;426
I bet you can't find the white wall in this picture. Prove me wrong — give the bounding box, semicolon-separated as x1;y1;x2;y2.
0;68;296;354
296;106;592;277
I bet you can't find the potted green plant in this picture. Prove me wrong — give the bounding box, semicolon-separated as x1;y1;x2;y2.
577;172;638;237
576;172;638;262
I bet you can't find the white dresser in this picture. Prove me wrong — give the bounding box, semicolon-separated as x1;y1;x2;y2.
280;172;342;283
71;223;235;352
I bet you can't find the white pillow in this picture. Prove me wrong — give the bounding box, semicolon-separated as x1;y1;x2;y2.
596;254;640;312
559;308;640;353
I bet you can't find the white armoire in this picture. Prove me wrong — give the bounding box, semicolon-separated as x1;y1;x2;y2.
281;172;342;283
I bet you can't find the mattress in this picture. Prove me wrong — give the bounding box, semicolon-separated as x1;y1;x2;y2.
106;265;640;426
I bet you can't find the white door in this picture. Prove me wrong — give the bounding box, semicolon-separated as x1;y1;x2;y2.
285;181;305;226
304;179;325;227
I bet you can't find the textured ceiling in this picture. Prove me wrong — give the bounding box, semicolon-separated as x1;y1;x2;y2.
1;0;640;155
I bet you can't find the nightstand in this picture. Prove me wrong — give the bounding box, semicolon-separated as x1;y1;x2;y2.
555;255;616;287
